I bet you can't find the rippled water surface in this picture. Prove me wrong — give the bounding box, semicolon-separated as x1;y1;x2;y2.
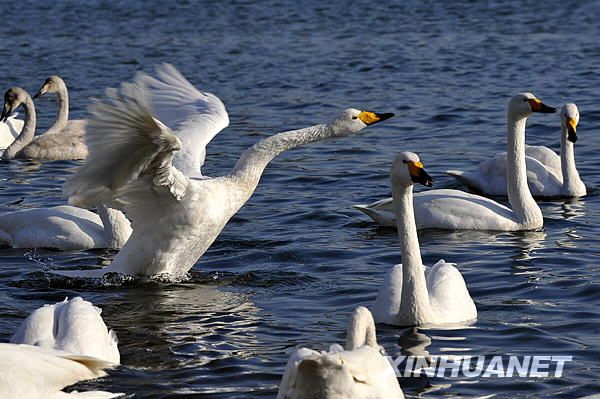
1;1;599;398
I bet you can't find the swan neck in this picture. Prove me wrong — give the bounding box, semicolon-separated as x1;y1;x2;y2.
391;181;433;324
345;307;377;350
2;96;36;159
506;114;542;227
48;85;69;133
560;125;582;193
96;204;132;249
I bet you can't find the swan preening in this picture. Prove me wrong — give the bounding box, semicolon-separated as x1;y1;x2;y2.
372;152;477;326
0;204;131;250
1;297;121;398
58;64;393;279
354;93;556;231
447;103;585;197
1;78;87;160
277;306;404;399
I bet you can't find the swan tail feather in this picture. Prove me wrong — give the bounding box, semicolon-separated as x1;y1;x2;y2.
445;170;484;191
352;204;396;227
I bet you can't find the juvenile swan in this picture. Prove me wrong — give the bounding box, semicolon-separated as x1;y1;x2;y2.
277;306;404;399
0;204;131;250
1;86;85;160
60;65;393;279
373;152;477;326
354;93;556;230
446;103;585;197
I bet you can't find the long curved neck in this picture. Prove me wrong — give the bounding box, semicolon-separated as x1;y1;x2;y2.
345;307;377;350
47;85;69;133
230;123;331;195
96;204;132;249
392;181;434;324
560;125;582;194
506;114;542;228
3;97;36;159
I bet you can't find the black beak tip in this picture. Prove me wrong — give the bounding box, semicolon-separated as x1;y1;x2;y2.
568;133;578;143
32;93;40;99
380;112;395;121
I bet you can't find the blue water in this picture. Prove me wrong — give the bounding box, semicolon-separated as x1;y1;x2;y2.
1;1;599;397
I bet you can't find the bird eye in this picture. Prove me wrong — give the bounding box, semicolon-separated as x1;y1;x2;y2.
402;160;407;164
523;98;528;102
352;115;358;120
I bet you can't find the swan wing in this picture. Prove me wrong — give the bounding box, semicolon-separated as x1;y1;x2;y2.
64;79;190;214
373;264;403;325
276;347;321;399
525;144;561;175
10;297;120;364
135;63;229;178
426;260;477;323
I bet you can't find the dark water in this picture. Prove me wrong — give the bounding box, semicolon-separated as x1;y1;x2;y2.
1;1;599;397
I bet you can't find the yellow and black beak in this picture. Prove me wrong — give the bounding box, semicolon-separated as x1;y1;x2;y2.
406;160;433;187
566;117;578;143
0;102;12;123
357;111;395;126
527;98;557;114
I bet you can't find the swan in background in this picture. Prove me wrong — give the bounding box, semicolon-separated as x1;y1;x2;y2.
0;204;131;250
372;152;477;326
58;64;393;279
277;306;404;399
446;103;585;197
0;87;85;160
0;112;23;149
354;93;556;231
1;297;122;398
10;297;120;364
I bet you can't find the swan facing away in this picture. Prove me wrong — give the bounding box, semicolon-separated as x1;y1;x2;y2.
446;103;585;197
0;204;131;250
372;152;477;326
1;297;121;398
277;306;404;399
0;112;23;149
1;86;86;160
59;64;393;279
354;93;556;231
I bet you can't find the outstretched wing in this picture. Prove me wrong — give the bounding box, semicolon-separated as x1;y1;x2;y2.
64;79;190;210
135;63;229;177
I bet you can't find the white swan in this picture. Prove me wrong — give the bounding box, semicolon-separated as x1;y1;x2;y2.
0;112;23;149
277;306;404;399
1;86;85;160
446;103;585;197
372;152;477;326
1;297;122;398
0;204;131;250
58;64;393;279
354;93;556;231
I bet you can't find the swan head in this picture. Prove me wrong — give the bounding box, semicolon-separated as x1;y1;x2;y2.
509;93;556;119
327;108;394;137
294;353;358;397
391;151;433;188
33;75;66;99
1;87;29;123
561;103;579;143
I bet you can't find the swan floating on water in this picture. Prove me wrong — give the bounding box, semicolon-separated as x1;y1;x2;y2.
1;297;121;398
277;306;404;399
0;112;23;149
446;103;585;197
1;85;86;160
354;93;556;231
0;204;131;250
57;64;393;279
372;152;477;326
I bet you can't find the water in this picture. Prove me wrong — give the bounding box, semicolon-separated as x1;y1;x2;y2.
1;1;599;397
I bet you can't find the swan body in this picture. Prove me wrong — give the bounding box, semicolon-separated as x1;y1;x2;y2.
0;113;23;149
372;152;476;326
355;93;556;231
0;204;131;250
59;64;393;279
0;83;86;160
446;103;585;197
277;306;404;399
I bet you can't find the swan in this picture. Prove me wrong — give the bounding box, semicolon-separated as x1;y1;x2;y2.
277;306;404;399
372;152;477;326
0;86;85;160
1;297;122;398
0;204;131;250
354;93;556;231
446;103;585;197
0;112;23;149
58;64;393;279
